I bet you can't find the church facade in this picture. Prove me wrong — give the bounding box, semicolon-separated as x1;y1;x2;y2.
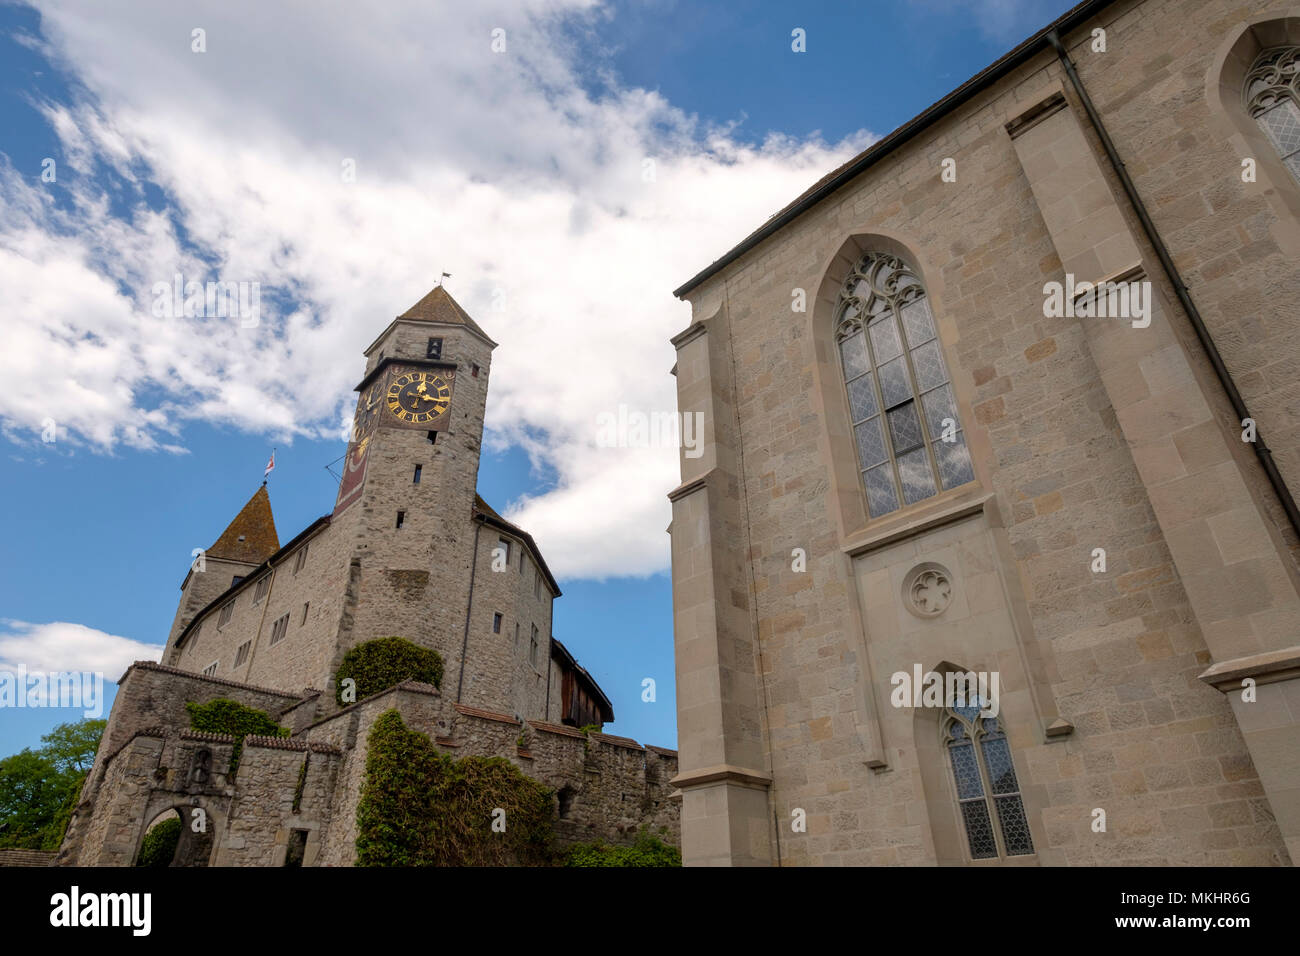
59;287;678;867
668;0;1300;865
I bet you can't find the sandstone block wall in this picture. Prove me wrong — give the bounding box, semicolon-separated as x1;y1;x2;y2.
670;0;1298;865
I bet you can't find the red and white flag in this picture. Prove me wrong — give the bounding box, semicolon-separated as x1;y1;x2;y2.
264;450;276;479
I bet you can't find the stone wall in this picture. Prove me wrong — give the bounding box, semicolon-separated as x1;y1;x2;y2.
64;727;341;867
304;681;679;865
669;0;1298;865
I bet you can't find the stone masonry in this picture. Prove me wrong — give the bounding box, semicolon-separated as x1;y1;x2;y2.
668;0;1300;865
62;286;678;866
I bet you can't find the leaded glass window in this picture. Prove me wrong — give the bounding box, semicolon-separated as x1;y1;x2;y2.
835;253;974;518
943;703;1034;860
1245;46;1300;183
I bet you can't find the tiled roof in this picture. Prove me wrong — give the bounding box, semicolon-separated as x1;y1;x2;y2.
123;661;303;699
454;703;520;724
397;285;495;343
207;485;280;563
0;849;56;867
528;720;587;739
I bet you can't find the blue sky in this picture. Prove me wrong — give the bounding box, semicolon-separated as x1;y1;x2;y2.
0;0;1074;757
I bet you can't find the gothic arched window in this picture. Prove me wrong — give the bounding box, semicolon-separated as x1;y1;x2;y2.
834;253;974;518
944;701;1034;860
1245;46;1300;182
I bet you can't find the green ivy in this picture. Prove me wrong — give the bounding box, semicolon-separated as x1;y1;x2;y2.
355;710;554;866
184;698;289;774
335;637;445;706
563;829;682;867
135;817;182;868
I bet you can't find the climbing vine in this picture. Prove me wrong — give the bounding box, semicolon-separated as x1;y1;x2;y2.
184;698;289;774
355;710;554;866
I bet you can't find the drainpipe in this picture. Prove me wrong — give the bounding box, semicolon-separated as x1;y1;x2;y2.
1045;29;1300;544
455;518;483;703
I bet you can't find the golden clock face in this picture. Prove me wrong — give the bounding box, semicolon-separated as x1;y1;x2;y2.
387;371;452;424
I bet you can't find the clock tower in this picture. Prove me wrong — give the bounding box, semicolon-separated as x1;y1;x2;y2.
327;284;497;694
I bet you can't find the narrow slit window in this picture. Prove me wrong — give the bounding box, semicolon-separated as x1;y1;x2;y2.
413;464;422;484
396;511;405;529
944;701;1034;860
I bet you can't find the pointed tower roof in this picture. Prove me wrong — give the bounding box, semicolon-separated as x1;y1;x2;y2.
207;485;280;564
397;285;496;345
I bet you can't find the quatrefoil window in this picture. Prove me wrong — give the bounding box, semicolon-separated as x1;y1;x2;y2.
903;563;953;618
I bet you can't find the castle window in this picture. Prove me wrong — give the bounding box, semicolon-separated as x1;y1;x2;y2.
293;544;309;574
301;602;310;625
234;640;252;667
493;612;503;633
269;613;290;646
834;253;974;518
252;575;271;606
515;622;520;646
534;568;544;600
427;430;437;444
426;337;443;360
471;364;480;378
285;829;309;867
530;625;539;667
413;464;422;484
1245;46;1300;183
943;702;1033;860
202;661;218;677
396;511;405;529
218;600;234;628
498;538;511;566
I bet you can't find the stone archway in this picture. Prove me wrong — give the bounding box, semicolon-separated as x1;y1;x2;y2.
134;793;224;867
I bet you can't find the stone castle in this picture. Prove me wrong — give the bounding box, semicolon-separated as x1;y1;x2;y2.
59;286;678;866
667;0;1300;865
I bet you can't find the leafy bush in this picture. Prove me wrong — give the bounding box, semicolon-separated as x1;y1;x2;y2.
356;710;553;866
135;817;182;867
335;637;444;705
184;698;288;773
563;830;681;867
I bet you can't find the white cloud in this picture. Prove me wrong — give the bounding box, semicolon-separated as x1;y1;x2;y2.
0;619;163;679
2;0;872;577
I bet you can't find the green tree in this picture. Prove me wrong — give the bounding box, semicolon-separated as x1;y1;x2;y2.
0;718;106;850
39;719;106;775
